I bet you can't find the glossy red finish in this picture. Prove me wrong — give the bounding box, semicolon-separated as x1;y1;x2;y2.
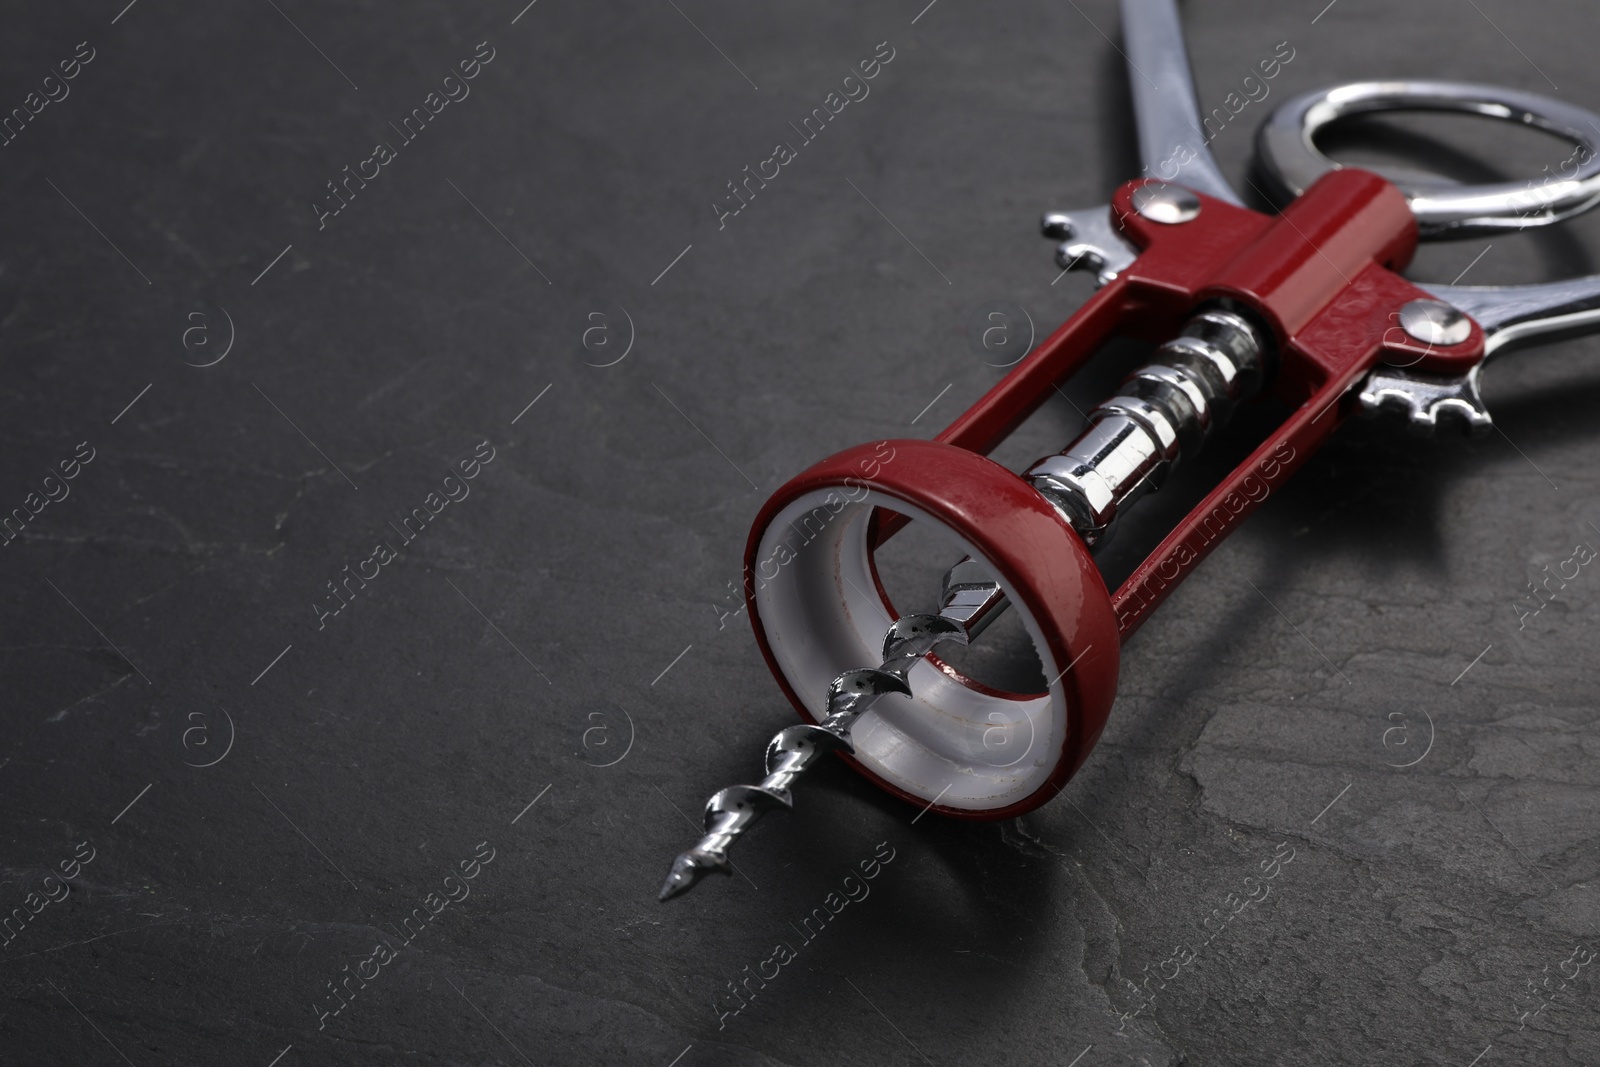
1202;168;1416;337
744;440;1120;820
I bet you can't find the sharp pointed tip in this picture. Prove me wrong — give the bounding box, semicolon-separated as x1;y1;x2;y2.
657;850;729;902
658;860;696;902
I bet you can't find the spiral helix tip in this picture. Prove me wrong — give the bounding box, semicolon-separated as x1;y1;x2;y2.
658;848;729;902
659;604;986;903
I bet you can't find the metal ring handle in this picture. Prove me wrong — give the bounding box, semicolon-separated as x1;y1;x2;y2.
1257;80;1600;236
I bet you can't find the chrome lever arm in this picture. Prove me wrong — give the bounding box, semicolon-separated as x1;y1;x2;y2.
1356;276;1600;437
1121;0;1243;206
1423;276;1600;357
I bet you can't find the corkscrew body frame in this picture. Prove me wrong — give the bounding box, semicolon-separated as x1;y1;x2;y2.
662;299;1271;898
659;0;1600;900
660;169;1414;900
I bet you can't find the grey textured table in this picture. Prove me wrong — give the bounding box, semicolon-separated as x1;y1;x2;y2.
3;1;1598;1064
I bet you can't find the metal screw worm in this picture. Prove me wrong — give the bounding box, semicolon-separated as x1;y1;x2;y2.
657;613;971;902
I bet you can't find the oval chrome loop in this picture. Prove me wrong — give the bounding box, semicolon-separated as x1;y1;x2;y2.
1257;80;1600;236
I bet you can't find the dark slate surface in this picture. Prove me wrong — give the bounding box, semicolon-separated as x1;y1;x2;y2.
2;1;1598;1064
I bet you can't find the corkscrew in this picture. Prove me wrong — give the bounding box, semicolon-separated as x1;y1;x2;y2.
660;0;1600;901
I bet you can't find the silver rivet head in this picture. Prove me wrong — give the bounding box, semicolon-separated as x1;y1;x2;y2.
1399;299;1472;347
1132;182;1201;224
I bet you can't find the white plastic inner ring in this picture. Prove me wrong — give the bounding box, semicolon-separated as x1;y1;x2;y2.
753;486;1069;812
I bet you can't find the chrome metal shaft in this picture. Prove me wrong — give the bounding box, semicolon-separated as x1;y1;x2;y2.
1027;306;1268;547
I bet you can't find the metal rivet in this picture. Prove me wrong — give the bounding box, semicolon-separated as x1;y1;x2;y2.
1132;182;1201;224
1399;299;1472;347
